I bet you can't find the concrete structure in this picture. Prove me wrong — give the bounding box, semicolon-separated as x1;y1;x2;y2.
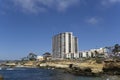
52;32;79;59
79;48;108;58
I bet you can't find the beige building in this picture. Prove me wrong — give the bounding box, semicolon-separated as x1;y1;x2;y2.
79;48;108;58
37;56;44;61
52;32;79;59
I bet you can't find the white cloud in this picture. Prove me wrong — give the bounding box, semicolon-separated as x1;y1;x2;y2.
102;0;120;6
86;17;100;25
108;0;120;3
11;0;80;13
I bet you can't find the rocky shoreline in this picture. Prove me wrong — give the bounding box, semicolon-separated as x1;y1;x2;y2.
1;59;120;77
38;60;120;76
39;63;102;77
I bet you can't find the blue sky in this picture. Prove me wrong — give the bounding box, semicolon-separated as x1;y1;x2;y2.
0;0;120;60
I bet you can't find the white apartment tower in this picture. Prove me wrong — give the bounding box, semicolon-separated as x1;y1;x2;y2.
52;32;79;59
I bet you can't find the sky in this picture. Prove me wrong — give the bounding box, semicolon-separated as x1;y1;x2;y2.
0;0;120;60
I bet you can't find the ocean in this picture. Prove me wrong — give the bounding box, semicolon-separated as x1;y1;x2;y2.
0;68;120;80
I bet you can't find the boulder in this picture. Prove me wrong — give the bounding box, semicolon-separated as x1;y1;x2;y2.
0;75;3;80
103;60;120;75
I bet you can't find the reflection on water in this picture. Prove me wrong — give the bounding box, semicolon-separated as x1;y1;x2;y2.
0;68;120;80
102;75;120;80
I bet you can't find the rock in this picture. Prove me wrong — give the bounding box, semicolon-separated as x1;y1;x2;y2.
67;66;96;76
69;64;73;68
0;75;3;80
103;60;120;75
80;67;92;72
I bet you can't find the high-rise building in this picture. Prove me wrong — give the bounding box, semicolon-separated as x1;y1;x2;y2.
52;32;79;59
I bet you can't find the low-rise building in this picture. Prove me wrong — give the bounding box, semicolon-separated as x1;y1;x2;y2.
79;48;108;58
37;56;44;61
43;52;52;61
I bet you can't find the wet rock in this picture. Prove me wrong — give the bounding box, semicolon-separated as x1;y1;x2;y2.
0;75;3;80
80;67;92;72
69;64;73;68
68;64;96;76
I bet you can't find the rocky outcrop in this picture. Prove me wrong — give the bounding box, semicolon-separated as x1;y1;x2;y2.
38;60;120;76
39;60;104;76
39;63;69;69
0;75;3;80
103;60;120;75
66;64;102;76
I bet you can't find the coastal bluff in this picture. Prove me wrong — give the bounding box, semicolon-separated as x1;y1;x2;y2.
103;60;120;75
1;59;120;76
38;60;103;76
38;59;120;76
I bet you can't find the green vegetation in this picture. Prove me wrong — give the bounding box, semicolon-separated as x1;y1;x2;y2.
112;44;120;56
21;53;37;61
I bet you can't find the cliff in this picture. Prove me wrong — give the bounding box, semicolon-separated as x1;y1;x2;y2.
38;60;104;76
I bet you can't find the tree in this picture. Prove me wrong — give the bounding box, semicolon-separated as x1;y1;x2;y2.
94;50;99;58
21;57;28;61
91;52;94;58
27;53;37;61
43;52;51;56
86;52;89;58
112;44;120;56
43;52;51;61
105;46;113;54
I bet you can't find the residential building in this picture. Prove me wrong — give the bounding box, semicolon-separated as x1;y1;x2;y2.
43;52;52;61
79;48;108;58
52;32;79;59
37;56;44;61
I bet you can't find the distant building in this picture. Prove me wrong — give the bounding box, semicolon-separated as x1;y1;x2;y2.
43;52;52;61
52;32;79;59
37;56;44;61
79;48;108;58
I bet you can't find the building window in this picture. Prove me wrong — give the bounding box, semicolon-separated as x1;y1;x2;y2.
69;33;71;53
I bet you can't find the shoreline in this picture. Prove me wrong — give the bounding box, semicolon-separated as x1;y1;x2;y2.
1;59;120;77
37;59;120;76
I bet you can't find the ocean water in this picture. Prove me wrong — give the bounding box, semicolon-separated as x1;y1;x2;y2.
0;68;120;80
